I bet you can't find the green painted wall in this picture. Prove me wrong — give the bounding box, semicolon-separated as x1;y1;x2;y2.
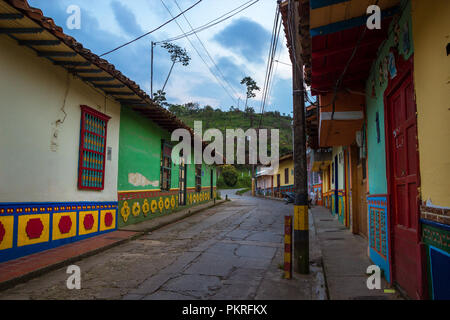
118;107;217;191
118;106;171;191
365;0;413;195
117;106;218;228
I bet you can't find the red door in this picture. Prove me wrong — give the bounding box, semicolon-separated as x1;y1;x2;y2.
386;58;423;299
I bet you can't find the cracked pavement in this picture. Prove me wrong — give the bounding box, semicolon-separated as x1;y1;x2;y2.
0;190;325;300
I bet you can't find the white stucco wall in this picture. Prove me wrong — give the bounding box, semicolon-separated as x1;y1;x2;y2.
0;36;120;203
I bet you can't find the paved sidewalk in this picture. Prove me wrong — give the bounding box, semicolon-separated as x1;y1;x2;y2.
0;200;226;292
311;206;403;300
0;230;139;291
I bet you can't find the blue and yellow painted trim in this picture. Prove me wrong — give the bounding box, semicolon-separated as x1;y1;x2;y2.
0;201;118;263
310;6;399;37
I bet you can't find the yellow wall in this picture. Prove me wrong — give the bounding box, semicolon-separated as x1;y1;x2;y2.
322;165;331;193
276;158;294;187
412;0;450;207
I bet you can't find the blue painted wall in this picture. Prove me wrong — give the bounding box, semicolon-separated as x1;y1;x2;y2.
365;0;413;195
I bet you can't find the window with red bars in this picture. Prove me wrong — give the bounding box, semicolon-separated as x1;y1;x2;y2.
78;105;111;190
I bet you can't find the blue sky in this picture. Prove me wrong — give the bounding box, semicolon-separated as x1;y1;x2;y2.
29;0;293;115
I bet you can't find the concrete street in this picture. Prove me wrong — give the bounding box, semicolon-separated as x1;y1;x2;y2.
0;191;325;300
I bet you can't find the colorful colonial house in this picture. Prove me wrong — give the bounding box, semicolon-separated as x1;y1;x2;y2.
117;106;217;228
308;148;332;207
274;154;295;197
255;154;294;198
255;165;274;197
281;0;449;299
0;0;217;263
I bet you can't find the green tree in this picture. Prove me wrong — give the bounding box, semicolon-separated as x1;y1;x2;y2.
161;42;191;92
153;89;168;107
221;165;238;187
240;76;260;113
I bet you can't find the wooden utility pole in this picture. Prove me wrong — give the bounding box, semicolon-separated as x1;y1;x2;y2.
151;41;154;97
290;0;309;274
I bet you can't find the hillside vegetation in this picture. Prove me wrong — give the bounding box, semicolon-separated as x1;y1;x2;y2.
168;103;293;156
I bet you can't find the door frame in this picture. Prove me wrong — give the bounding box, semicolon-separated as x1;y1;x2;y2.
350;145;359;234
334;155;339;214
210;169;214;199
179;161;187;206
383;54;425;299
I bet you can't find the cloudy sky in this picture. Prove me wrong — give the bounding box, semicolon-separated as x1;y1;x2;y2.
29;0;293;115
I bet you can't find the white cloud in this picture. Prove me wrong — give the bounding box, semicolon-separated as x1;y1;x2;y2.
33;0;292;112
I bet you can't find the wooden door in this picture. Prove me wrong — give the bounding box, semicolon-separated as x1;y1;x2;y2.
386;61;422;299
210;169;214;199
179;161;186;206
356;159;368;238
350;145;368;237
350;145;368;238
334;156;339;214
277;174;281;196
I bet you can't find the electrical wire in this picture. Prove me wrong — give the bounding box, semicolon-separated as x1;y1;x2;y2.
274;59;291;66
99;0;203;57
259;19;281;128
172;0;241;100
258;3;282;129
155;0;260;44
159;0;239;106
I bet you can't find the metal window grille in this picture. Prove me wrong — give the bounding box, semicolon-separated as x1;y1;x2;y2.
78;105;111;190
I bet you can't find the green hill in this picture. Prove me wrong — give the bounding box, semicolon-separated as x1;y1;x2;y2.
168;103;293;156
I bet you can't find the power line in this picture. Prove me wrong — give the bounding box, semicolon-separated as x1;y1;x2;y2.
285;0;322;108
267;37;283;111
275;59;291;66
172;0;241;100
265;21;282;114
159;0;239;106
260;19;281;127
156;0;260;44
258;4;279;118
99;0;203;57
258;4;282;128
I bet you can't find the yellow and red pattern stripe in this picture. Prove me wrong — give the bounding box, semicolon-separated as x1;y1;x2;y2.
78;211;99;236
0;216;14;251
17;214;50;247
52;212;77;241
284;216;292;279
100;209;116;232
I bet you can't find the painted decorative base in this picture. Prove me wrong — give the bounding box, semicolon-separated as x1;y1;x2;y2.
0;201;118;263
118;187;216;228
367;195;390;283
421;218;450;300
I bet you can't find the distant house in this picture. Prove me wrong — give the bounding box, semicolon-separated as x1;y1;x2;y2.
0;0;217;263
255;166;274;197
255;154;294;198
